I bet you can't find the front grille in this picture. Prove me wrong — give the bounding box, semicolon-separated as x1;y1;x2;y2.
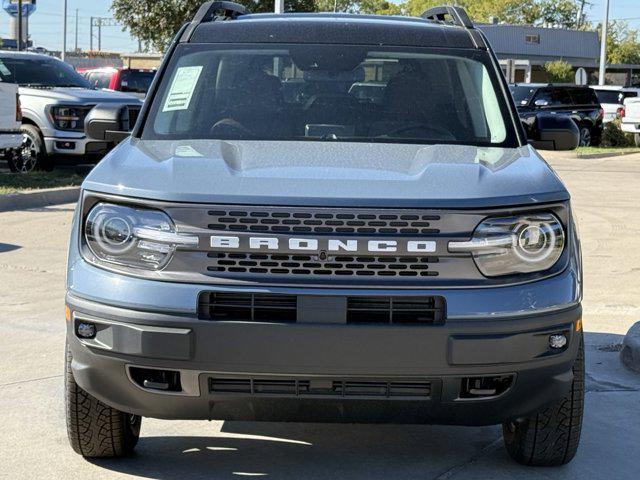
198;292;446;324
347;296;445;324
209;377;431;399
207;253;439;278
198;292;297;322
207;207;441;235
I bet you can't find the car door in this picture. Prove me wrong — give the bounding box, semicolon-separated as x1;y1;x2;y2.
0;61;22;150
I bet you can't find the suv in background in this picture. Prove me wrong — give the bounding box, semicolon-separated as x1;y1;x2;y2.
65;3;584;467
592;85;640;123
82;67;156;99
0;52;143;172
511;83;603;147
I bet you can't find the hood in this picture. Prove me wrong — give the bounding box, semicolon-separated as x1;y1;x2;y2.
83;140;569;208
19;86;142;104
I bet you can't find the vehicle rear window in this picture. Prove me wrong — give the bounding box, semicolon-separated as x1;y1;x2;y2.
509;85;536;106
87;71;113;89
120;70;155;94
595;89;638;105
142;44;517;147
0;56;92;88
569;88;599;106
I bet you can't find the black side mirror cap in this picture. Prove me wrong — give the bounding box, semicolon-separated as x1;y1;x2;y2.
85;104;134;144
526;113;580;151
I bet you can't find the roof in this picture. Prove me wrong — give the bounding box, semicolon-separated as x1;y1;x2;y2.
477;24;600;65
190;13;478;49
0;50;57;61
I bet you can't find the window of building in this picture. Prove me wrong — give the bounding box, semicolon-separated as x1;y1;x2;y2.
525;34;540;44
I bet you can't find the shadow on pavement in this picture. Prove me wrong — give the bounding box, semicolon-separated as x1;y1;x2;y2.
85;332;638;480
0;243;21;253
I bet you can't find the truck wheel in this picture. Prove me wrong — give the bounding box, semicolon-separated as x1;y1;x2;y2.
65;343;141;457
502;338;584;466
10;124;54;172
578;127;591;147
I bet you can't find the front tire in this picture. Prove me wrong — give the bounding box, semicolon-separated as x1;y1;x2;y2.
8;124;53;173
578;127;591;147
502;338;584;466
65;343;141;458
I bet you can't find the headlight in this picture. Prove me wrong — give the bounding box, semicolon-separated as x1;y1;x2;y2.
50;105;92;131
84;203;198;270
449;213;565;277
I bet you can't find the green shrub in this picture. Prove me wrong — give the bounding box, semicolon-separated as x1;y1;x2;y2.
543;60;574;83
601;119;635;147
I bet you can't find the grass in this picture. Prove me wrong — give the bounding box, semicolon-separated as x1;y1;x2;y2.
576;146;640;156
0;171;85;195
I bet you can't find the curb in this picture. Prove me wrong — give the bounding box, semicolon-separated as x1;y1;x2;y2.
621;322;640;374
0;186;80;212
576;151;640;160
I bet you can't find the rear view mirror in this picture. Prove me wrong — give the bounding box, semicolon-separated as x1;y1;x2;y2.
525;113;579;151
85;104;134;144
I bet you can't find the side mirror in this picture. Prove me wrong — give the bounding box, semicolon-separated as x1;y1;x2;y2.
526;113;580;151
85;104;135;144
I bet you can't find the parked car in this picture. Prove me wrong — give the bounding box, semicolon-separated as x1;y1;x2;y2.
510;83;604;146
82;67;156;99
621;96;640;147
0;75;23;171
591;85;640;123
65;3;584;467
0;52;143;172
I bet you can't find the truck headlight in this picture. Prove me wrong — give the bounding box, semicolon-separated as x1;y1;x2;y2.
50;105;92;131
84;203;198;270
448;213;565;277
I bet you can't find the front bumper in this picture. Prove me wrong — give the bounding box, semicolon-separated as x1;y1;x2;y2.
44;134;110;156
67;291;582;426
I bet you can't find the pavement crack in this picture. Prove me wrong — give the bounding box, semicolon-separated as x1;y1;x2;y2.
431;437;503;480
0;374;62;388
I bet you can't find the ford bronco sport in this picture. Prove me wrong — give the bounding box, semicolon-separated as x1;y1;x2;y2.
65;3;584;466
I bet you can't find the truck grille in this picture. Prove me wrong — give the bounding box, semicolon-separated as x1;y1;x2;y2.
207;207;440;235
198;292;445;324
209;377;431;399
207;253;439;278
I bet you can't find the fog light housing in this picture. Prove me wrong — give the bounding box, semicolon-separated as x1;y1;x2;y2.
549;334;567;349
76;322;96;339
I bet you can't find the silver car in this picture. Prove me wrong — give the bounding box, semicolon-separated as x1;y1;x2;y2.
0;51;142;172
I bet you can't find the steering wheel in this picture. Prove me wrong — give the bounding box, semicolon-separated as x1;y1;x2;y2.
210;119;253;137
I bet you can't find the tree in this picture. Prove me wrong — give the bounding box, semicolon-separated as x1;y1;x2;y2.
544;60;574;83
359;0;403;15
599;21;640;65
537;0;579;29
112;0;317;52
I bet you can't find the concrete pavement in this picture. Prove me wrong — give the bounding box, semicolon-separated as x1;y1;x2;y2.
1;153;640;479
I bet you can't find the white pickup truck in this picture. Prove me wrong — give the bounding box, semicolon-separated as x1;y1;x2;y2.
622;97;640;147
0;79;23;171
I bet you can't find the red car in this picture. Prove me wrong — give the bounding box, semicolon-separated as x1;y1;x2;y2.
81;67;156;99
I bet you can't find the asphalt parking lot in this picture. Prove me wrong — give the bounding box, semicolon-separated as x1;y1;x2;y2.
1;153;639;479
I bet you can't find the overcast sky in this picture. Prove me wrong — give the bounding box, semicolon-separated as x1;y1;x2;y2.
0;0;638;53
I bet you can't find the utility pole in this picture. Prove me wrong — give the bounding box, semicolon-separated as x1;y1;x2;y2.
62;0;68;61
598;0;610;86
275;0;284;14
75;9;79;52
98;19;102;51
17;0;23;51
90;17;94;51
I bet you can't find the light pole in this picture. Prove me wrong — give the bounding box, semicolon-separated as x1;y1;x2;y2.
62;0;68;61
17;0;23;51
275;0;284;14
598;0;610;86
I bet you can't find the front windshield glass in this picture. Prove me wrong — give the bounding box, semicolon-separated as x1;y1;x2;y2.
142;44;515;146
121;70;155;94
0;56;92;88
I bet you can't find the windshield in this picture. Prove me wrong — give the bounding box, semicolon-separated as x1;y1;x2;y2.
0;56;92;88
120;70;155;94
509;85;536;106
142;44;515;147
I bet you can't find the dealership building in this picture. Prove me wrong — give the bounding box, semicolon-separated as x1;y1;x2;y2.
477;23;640;86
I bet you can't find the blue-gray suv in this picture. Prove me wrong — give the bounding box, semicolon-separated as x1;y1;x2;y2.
65;3;584;466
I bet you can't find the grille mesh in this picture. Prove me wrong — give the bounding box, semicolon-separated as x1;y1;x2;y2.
209;377;432;398
207;208;440;235
207;253;439;278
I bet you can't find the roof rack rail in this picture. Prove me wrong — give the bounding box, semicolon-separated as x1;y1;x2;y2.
192;1;249;23
181;1;249;43
421;6;474;29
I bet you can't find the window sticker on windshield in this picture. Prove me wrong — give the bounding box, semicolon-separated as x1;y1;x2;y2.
162;66;202;112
